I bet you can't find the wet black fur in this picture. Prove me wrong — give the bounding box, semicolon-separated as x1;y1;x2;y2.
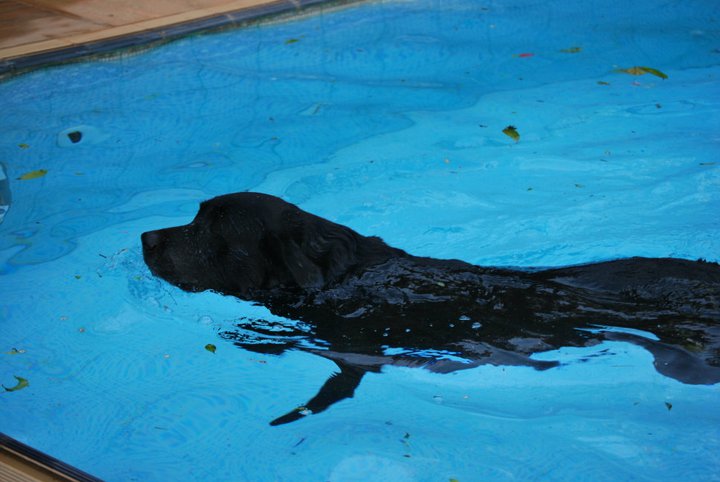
142;192;720;425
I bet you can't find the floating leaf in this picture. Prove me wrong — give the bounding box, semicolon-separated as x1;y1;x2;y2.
616;66;668;79
597;81;610;86
6;348;25;355
18;143;30;149
640;67;668;79
17;169;48;181
514;52;534;58
285;38;300;45
560;47;582;53
205;344;217;354
502;125;520;142
617;66;646;76
3;376;28;392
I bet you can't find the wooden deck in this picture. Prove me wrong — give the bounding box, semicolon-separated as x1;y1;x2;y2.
0;0;336;70
1;433;102;482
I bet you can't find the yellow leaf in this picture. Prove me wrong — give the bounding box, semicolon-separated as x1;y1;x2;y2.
205;344;217;354
502;125;520;142
616;66;668;79
3;376;29;392
18;169;47;180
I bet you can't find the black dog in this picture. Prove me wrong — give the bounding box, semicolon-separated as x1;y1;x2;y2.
142;192;720;425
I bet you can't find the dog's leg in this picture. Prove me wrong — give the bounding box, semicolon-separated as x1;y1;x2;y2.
603;331;720;385
270;361;366;426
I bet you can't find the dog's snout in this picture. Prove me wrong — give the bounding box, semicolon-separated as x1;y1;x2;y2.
141;231;163;251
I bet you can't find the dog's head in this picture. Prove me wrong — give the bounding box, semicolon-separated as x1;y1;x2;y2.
141;192;394;299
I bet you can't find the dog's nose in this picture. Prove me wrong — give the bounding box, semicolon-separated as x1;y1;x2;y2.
141;231;162;251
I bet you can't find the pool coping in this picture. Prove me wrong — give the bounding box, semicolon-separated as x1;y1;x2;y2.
0;0;358;75
0;432;102;482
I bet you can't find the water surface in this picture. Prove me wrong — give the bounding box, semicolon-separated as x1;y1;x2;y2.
1;0;719;480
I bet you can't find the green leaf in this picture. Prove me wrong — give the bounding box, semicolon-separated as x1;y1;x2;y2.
205;344;217;354
502;125;520;142
285;38;300;45
18;143;30;149
637;66;668;79
3;376;29;392
17;169;48;181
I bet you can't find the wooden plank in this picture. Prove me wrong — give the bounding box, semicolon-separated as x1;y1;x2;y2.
22;0;244;26
0;1;105;49
0;434;102;482
0;0;291;61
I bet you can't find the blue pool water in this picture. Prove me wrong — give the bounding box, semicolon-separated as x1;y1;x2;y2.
1;0;720;479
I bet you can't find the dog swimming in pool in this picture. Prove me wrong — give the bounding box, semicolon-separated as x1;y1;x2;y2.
141;192;720;425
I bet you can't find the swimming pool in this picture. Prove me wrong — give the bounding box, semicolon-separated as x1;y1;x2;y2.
1;0;719;479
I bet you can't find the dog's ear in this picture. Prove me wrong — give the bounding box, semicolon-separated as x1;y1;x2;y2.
296;214;360;284
273;235;325;289
272;209;360;289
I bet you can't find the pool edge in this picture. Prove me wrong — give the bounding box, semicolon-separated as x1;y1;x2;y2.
0;432;102;482
0;0;363;76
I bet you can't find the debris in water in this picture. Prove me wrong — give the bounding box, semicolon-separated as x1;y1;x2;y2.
3;376;28;392
503;125;520;142
17;169;47;181
616;66;668;79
